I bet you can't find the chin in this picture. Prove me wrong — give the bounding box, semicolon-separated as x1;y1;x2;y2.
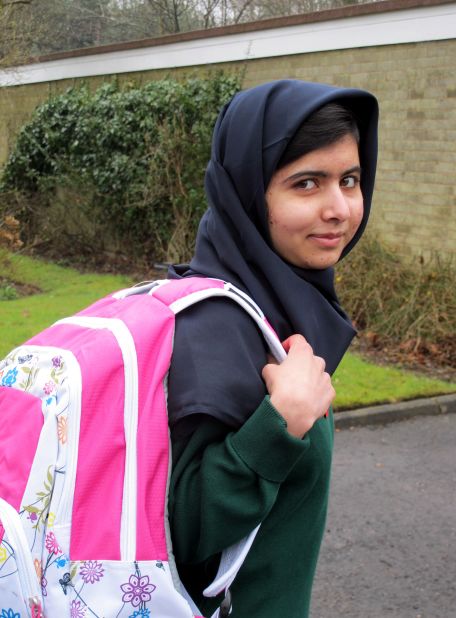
297;254;342;270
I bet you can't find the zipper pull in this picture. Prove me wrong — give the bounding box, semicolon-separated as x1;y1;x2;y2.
29;597;44;618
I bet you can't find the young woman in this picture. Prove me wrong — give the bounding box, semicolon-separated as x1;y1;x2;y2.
167;79;378;617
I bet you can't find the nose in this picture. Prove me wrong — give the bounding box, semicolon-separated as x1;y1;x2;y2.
322;185;351;221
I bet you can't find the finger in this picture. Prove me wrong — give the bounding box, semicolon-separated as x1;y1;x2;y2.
261;363;275;385
282;334;309;353
323;375;336;404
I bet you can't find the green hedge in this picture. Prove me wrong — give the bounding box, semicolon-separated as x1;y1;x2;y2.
1;73;242;263
336;233;455;351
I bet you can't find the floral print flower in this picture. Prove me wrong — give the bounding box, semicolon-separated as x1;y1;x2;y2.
80;560;104;584
57;415;67;444
45;531;61;555
43;381;55;395
121;574;156;607
27;511;38;524
34;558;42;580
47;512;56;527
70;600;86;618
52;355;63;368
41;574;48;596
18;354;33;364
129;610;151;618
1;610;21;618
1;367;18;387
0;546;7;563
56;556;68;568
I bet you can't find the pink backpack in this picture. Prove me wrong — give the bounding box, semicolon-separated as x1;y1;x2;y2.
0;277;285;617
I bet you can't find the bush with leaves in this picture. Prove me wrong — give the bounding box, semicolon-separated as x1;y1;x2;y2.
0;215;22;301
336;233;456;364
1;73;241;263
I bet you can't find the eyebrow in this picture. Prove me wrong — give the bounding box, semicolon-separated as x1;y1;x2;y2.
284;165;362;183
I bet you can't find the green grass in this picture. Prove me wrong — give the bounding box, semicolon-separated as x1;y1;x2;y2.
1;253;455;409
333;353;455;410
0;253;133;355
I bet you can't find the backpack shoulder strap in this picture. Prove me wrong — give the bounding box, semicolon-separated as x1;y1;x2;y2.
114;277;285;363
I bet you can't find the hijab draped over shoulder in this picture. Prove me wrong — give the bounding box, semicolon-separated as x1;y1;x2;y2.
169;79;378;426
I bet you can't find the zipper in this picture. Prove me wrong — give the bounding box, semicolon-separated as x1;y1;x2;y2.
56;316;138;561
0;498;43;616
30;597;44;618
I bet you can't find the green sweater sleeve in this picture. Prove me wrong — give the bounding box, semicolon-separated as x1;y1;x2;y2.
169;396;310;565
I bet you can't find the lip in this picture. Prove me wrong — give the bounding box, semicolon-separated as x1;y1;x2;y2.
308;233;344;247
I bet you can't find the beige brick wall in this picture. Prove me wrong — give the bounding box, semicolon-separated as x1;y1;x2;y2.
1;39;455;259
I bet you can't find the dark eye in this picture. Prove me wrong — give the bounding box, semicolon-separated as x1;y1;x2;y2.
295;178;317;190
341;176;359;188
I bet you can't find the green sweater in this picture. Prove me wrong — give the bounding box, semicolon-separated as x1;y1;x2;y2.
169;396;334;618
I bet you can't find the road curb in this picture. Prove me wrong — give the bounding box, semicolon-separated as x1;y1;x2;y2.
334;393;456;429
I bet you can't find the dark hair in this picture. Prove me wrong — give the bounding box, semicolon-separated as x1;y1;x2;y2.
277;102;360;170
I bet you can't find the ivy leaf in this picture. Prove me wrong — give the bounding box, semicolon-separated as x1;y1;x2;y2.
47;467;54;486
70;563;78;580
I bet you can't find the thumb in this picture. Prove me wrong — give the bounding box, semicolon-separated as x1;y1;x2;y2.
281;334;309;354
261;359;278;387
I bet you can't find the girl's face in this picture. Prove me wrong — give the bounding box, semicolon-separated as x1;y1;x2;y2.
266;134;363;270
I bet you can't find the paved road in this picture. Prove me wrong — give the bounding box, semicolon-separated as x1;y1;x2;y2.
311;414;456;618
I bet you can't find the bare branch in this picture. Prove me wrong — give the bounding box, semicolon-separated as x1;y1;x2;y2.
2;0;32;6
233;0;256;24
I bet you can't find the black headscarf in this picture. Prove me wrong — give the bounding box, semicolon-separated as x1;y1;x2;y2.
170;80;378;376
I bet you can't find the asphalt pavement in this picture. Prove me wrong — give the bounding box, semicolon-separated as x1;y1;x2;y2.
310;400;456;618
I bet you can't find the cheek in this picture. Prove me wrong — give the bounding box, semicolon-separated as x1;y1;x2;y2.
267;211;299;258
349;200;364;234
269;213;290;230
268;198;312;232
268;213;303;242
